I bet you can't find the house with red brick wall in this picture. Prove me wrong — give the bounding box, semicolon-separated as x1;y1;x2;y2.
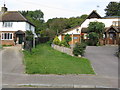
0;5;36;46
58;10;120;45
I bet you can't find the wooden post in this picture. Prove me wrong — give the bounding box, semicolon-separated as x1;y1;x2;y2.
72;33;73;45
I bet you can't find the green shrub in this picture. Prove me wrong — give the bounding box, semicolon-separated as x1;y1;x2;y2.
59;40;70;48
73;42;87;56
26;30;34;41
53;36;60;45
46;40;53;45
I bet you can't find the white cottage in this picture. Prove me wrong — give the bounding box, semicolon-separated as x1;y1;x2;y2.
0;5;36;46
58;10;120;45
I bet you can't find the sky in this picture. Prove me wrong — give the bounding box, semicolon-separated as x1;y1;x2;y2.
0;0;119;21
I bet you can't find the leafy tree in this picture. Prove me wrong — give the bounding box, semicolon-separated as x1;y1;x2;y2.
46;18;68;34
87;32;99;46
46;14;88;37
20;10;45;34
105;2;120;16
87;22;105;46
64;34;72;45
88;22;105;39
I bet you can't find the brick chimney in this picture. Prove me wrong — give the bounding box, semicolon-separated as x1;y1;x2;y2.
1;4;7;13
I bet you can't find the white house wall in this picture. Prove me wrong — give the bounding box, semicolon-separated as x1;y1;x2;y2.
81;18;118;28
58;27;81;41
63;27;81;35
0;22;26;31
26;22;35;34
0;22;35;34
58;35;62;41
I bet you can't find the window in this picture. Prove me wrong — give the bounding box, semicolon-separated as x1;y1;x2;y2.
112;21;118;26
76;29;79;32
29;24;31;30
1;33;13;40
73;37;78;39
3;22;13;27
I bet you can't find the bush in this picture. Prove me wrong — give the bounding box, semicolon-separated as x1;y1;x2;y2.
87;32;99;46
26;30;34;41
59;40;70;48
46;40;53;45
73;42;87;56
53;36;60;45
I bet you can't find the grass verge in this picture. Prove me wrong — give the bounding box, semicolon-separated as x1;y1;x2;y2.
23;43;95;74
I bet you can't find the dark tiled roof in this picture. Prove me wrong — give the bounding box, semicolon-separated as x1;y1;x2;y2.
102;16;120;19
0;11;35;26
0;11;27;22
105;26;120;32
86;10;101;19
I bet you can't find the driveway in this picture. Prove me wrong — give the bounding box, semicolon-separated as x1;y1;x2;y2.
2;45;24;74
2;45;119;88
84;46;118;78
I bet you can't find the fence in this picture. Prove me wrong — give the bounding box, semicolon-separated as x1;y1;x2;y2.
51;44;74;56
35;37;49;45
24;41;33;52
23;37;50;51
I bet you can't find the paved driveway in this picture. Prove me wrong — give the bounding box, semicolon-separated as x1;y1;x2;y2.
2;45;119;88
2;45;24;74
84;46;118;78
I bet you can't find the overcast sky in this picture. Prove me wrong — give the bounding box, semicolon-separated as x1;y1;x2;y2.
0;0;119;21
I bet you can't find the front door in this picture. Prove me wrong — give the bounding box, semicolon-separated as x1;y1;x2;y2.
17;34;23;44
108;33;116;44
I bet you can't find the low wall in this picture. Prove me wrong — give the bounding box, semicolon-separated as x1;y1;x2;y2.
51;44;73;56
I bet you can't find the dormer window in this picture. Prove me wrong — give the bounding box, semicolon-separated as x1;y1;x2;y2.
3;22;13;27
76;29;79;32
112;21;118;26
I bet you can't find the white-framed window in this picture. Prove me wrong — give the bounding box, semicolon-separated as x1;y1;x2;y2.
29;24;31;30
112;21;118;26
1;33;13;40
2;22;13;27
73;37;78;39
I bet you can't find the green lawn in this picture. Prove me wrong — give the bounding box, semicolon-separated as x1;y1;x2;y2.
23;44;95;74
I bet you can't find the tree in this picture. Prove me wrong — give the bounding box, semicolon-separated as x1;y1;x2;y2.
46;18;68;34
20;10;45;34
87;22;105;46
105;2;120;16
88;22;105;39
87;32;99;46
64;34;72;45
46;14;88;37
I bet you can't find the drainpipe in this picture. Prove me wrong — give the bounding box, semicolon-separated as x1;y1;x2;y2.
72;33;73;45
